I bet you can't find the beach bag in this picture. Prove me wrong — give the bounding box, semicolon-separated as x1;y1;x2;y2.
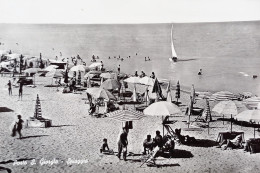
11;124;16;137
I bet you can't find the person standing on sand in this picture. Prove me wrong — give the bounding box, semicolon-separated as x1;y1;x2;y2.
118;65;121;73
7;80;12;96
18;82;23;100
117;127;128;161
16;115;24;139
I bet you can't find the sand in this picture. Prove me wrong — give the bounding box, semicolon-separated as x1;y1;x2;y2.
0;75;260;173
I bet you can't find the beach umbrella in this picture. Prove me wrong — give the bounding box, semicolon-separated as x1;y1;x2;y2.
86;88;116;100
100;72;116;79
70;65;88;72
124;76;140;84
24;68;40;74
46;69;63;78
6;53;21;60
212;100;238;117
235;110;260;123
243;97;260;109
235;110;260;138
44;65;58;72
84;71;102;79
106;109;145;122
139;76;155;86
89;62;102;69
144;101;182;135
144;101;182;116
166;81;172;103
209;91;238;101
100;79;120;90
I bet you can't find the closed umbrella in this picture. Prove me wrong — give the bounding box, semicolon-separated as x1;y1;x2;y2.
209;91;238;101
166;82;172;103
152;78;163;101
100;79;120;90
106;109;145;122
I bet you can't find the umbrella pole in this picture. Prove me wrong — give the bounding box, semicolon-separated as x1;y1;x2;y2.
254;124;255;138
208;121;210;135
230;114;232;133
162;116;164;136
223;114;224;125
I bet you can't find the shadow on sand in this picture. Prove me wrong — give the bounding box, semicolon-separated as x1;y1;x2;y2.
0;107;14;112
50;125;75;128
162;149;194;158
0;158;34;164
147;163;180;168
0;166;12;173
186;139;218;148
20;135;48;139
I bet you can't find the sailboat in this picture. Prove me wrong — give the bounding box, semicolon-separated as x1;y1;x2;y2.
169;24;196;62
169;24;178;62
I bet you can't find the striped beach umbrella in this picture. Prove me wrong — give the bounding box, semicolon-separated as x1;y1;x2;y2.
106;109;145;122
209;91;238;101
203;99;212;122
243;97;260;109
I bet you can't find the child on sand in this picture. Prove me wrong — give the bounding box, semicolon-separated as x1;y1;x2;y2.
100;138;113;154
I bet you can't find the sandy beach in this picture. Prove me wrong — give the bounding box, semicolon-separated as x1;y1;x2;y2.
0;74;260;173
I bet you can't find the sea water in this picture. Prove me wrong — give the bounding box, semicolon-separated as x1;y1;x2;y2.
0;22;259;95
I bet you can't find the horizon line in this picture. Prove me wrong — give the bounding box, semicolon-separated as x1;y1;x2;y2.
0;19;260;25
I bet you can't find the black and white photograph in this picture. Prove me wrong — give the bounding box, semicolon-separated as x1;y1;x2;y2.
0;0;260;172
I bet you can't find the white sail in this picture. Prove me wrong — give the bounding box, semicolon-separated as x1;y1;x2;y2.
169;24;178;62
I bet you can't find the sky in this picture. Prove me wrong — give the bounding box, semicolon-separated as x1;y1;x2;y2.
0;0;260;24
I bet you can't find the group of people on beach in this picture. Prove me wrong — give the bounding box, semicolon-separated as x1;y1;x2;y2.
7;79;23;100
134;71;155;79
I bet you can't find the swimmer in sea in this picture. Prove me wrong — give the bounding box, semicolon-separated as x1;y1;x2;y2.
198;69;202;75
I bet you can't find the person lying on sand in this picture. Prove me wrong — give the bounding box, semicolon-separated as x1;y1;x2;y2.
217;134;243;150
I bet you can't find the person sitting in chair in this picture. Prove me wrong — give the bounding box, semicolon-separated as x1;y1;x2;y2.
143;135;153;155
217;134;243;150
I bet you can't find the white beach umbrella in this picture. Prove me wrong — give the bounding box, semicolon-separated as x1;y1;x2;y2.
89;62;102;68
44;65;58;72
124;76;140;84
6;53;21;60
24;68;41;74
139;76;155;86
212;100;238;117
144;101;182;116
0;50;9;56
235;110;260;123
70;65;87;72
